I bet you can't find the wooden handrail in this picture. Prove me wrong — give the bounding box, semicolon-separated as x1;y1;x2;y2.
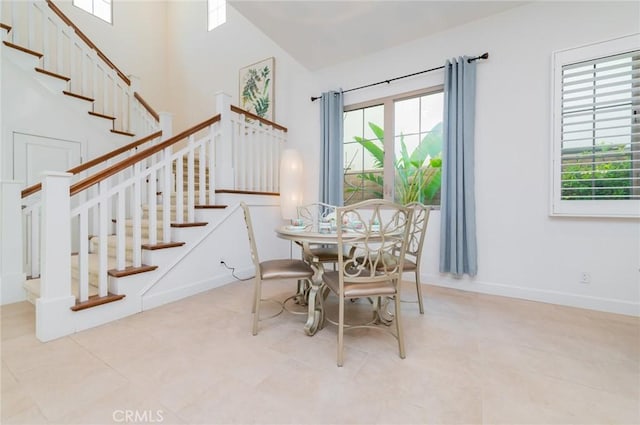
134;92;160;122
21;184;41;200
21;131;163;199
70;115;221;196
230;105;288;132
46;0;130;85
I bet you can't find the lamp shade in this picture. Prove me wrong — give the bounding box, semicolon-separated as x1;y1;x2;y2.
279;148;304;219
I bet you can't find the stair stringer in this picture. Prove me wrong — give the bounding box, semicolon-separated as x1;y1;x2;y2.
55;210;230;334
138;194;286;311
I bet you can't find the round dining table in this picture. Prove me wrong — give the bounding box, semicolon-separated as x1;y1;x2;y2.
276;224;401;335
275;225;352;336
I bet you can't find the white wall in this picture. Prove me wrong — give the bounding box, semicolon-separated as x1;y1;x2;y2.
312;1;640;315
1;52;132;181
1;0;169;180
165;1;318;161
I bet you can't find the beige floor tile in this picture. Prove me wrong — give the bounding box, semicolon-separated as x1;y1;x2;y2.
22;367;129;422
3;337;99;379
56;382;184;425
176;373;292;424
255;368;381;424
479;339;640;399
1;405;48;425
1;283;638;425
481;361;640;424
0;382;39;422
1;310;36;341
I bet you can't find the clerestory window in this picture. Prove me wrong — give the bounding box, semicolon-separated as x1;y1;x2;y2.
208;0;226;31
72;0;112;24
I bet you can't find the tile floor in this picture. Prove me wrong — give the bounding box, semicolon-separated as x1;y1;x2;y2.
1;281;639;424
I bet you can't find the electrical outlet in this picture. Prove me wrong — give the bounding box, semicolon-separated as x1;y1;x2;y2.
580;272;591;284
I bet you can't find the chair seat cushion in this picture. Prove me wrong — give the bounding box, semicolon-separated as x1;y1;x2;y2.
402;258;417;271
260;259;313;280
322;271;397;298
309;246;355;262
359;253;417;272
309;247;340;262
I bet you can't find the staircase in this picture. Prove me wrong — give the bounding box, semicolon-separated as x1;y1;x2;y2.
8;94;287;341
1;1;289;341
23;156;209;309
0;0;159;138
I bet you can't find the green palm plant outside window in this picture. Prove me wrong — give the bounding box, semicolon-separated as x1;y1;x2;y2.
348;121;443;205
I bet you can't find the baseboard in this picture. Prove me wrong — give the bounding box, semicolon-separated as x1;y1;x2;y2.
141;266;254;311
423;273;640;317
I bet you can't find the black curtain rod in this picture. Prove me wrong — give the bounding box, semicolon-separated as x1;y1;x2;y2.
310;52;489;102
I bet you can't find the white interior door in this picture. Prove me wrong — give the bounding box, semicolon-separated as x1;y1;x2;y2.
14;132;83;276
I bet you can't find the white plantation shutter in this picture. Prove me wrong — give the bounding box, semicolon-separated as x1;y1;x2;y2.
552;34;640;217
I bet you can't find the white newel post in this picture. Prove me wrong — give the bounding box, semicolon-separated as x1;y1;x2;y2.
215;92;234;191
129;75;141;135
159;112;173;140
36;172;75;342
0;181;26;305
158;112;174;204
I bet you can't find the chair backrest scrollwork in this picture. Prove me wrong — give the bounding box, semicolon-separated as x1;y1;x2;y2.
335;199;413;287
240;202;261;277
404;202;432;265
297;202;337;231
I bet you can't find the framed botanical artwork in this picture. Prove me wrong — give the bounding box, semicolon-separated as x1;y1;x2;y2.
239;57;275;121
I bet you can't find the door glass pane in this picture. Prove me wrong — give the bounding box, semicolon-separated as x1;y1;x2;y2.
363;105;384;140
420;92;444;133
343;105;384;205
343;109;363;144
395;97;420;135
394;92;443;205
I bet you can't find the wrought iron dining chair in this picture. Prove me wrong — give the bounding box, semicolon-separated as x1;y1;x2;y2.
402;202;432;314
240;202;314;335
321;199;413;366
366;202;432;314
296;202;352;268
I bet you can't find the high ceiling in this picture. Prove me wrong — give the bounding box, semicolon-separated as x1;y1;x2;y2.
230;1;527;71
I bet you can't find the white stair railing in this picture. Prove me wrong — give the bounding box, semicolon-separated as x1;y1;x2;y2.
229;109;284;193
68;116;222;304
19;95;287;340
0;0;158;135
216;94;287;193
21;131;164;279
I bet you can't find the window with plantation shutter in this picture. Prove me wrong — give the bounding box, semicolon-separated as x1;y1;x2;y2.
551;34;640;217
